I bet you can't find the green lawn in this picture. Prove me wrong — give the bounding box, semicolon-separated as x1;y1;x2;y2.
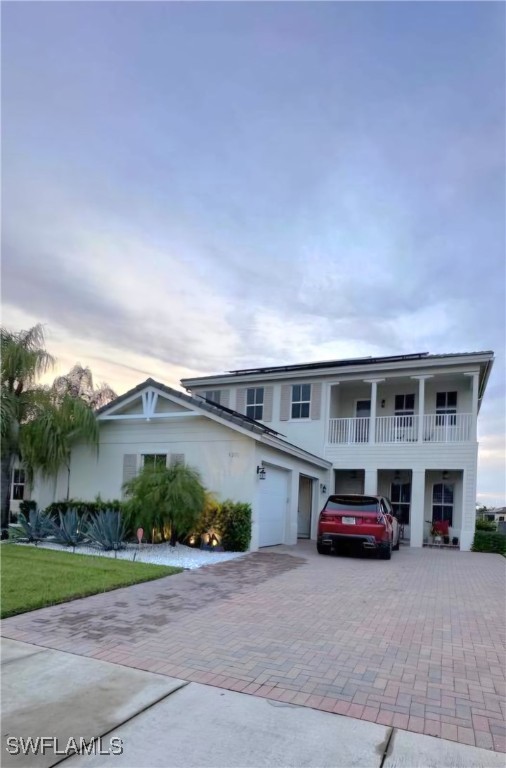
1;545;182;619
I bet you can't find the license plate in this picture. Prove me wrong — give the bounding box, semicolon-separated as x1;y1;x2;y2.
342;516;356;525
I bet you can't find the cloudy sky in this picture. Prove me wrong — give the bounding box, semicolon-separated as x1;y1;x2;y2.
2;2;505;504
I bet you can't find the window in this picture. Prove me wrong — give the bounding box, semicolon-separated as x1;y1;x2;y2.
390;482;411;525
142;454;167;469
204;390;221;405
11;469;25;501
291;384;311;419
432;483;454;526
246;387;264;421
326;496;379;512
436;391;457;426
395;393;415;432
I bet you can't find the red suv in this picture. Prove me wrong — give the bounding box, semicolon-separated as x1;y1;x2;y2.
317;494;400;560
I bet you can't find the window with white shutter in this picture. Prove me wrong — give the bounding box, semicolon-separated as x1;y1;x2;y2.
170;453;185;467
142;454;167;468
246;387;264;420
291;384;311;419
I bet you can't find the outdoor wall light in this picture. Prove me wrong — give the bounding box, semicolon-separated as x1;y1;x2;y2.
256;466;266;479
442;470;449;480
381;399;386;408
320;484;327;494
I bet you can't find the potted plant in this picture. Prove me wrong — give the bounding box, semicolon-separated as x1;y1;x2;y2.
430;523;442;544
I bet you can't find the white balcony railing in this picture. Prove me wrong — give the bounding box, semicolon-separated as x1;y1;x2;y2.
328;417;370;445
376;415;419;443
423;413;473;442
328;413;473;444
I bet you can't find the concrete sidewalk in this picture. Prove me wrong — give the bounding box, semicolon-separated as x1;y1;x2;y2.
2;640;504;768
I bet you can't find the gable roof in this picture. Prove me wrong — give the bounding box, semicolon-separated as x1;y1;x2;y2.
96;378;331;470
96;377;281;436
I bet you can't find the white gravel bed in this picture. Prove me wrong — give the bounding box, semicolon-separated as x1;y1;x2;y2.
14;540;246;569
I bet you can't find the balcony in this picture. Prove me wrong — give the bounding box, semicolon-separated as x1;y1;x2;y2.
328;413;473;445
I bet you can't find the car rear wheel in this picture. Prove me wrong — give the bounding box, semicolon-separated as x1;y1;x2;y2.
317;543;331;555
379;541;392;560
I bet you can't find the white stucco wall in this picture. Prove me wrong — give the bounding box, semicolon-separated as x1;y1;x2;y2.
33;416;257;511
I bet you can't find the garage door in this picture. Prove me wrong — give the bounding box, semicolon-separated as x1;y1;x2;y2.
258;467;289;547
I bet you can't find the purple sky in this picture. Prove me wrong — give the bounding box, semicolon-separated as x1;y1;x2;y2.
2;2;505;504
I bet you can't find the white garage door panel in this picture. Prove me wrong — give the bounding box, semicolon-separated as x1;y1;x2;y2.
258;467;288;547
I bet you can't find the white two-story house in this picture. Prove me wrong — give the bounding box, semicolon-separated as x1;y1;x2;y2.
182;351;494;552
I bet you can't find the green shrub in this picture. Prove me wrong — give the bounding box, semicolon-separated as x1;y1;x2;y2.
475;518;496;532
19;500;37;517
472;531;506;554
220;500;252;552
193;499;252;552
44;499;124;519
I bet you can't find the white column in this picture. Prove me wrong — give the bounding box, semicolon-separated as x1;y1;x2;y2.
410;470;426;548
370;381;377;444
465;372;479;440
364;468;377;495
417;378;425;442
460;464;477;551
364;379;384;444
411;375;432;443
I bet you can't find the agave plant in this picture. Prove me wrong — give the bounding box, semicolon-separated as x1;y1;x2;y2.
85;509;126;551
44;509;86;548
11;509;50;544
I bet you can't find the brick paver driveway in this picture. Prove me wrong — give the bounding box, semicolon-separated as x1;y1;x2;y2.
2;542;505;752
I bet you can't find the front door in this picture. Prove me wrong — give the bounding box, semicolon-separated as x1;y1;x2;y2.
355;400;371;442
297;475;312;538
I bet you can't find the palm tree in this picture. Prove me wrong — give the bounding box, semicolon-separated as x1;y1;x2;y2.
1;326;111;534
123;463;206;546
1;325;54;534
21;391;99;501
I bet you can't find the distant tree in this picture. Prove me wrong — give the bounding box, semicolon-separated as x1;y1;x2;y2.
476;504;493;520
51;364;116;410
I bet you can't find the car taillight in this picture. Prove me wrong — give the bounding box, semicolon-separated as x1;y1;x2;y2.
320;511;333;521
